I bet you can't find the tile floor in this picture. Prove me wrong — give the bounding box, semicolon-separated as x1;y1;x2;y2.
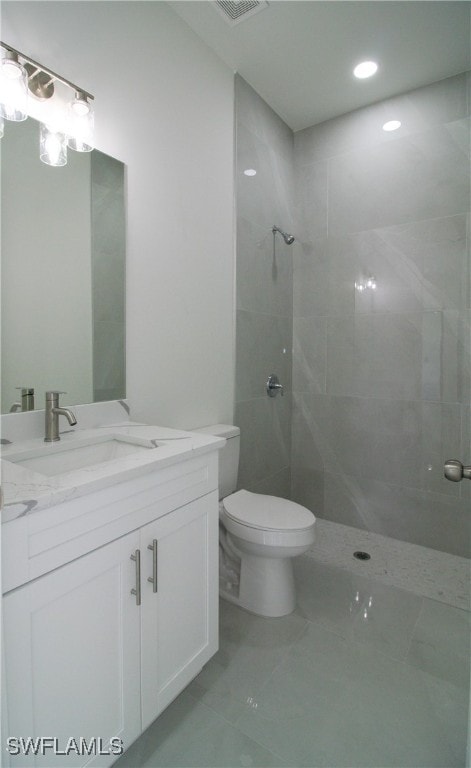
115;527;470;768
307;519;470;611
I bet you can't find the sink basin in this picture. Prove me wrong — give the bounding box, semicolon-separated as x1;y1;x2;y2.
5;435;155;477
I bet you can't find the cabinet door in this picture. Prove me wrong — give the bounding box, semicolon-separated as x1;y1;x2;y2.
140;491;218;729
3;532;142;768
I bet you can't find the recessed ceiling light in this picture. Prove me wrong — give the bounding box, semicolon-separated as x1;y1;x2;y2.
244;168;257;176
382;120;402;132
353;61;378;79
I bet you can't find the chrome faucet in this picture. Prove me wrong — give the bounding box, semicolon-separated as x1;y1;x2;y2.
44;391;77;442
10;387;35;412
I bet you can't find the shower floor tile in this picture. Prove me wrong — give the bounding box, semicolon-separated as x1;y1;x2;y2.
306;518;470;610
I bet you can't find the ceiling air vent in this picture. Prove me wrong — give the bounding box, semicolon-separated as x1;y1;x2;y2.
213;1;269;26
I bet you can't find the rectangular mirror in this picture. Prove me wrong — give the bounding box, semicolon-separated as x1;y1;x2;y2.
1;118;126;414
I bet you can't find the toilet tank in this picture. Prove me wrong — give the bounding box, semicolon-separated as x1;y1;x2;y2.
193;424;240;499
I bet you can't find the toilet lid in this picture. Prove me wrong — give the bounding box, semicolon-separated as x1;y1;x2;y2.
223;490;315;532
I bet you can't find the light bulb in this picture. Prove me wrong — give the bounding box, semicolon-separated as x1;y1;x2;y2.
353;61;378;79
383;120;401;132
45;134;61;164
0;53;28;121
40;123;67;166
71;98;91;118
68;93;94;152
3;59;24;79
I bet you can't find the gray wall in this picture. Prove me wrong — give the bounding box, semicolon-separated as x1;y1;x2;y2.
234;76;294;497
292;73;470;558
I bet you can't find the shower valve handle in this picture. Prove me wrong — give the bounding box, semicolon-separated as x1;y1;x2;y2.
444;459;471;482
266;374;284;398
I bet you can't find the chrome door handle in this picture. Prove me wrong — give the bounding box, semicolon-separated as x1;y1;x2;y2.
266;374;284;398
147;539;158;593
130;549;141;605
444;459;471;482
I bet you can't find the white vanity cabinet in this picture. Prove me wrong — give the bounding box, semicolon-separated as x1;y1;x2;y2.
2;449;219;767
3;530;142;767
139;493;218;730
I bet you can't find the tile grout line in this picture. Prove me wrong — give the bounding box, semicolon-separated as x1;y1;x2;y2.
402;596;426;663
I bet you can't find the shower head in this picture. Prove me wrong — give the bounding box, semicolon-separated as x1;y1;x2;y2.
272;225;295;245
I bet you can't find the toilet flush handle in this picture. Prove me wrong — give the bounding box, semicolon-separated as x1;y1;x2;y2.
266;374;284;398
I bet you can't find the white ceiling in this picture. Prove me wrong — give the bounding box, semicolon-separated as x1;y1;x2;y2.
168;1;471;132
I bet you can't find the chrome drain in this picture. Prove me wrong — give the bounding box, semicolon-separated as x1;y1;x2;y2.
353;551;371;561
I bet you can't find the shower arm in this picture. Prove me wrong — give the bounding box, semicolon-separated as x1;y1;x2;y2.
272;225;295;245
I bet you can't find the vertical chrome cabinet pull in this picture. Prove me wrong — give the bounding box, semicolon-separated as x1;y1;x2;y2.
130;549;141;605
147;539;158;593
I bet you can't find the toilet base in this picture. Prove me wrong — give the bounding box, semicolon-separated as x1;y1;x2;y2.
219;551;296;618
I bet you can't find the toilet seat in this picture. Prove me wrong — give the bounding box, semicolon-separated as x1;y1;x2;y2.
223;489;315;531
222;489;315;548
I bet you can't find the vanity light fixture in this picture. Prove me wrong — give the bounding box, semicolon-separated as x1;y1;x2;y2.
243;168;257;176
355;276;377;292
0;41;95;165
353;60;378;79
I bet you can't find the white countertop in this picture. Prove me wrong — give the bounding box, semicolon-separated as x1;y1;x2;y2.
1;422;224;524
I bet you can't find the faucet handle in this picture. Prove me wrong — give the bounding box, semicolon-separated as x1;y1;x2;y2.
46;390;66;403
45;391;67;409
16;387;35;412
266;374;284;398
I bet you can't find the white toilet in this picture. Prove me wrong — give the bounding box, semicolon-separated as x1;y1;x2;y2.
195;424;316;617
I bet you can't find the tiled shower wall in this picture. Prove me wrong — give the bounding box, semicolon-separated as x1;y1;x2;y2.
291;73;471;558
235;73;470;559
234;76;294;497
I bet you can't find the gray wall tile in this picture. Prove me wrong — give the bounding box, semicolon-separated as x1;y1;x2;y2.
249;467;292;499
237;124;293;233
236;72;469;558
462;406;471;503
236;74;294;164
326;313;424;400
235;78;294;494
291;465;325;517
235;395;292;491
237;217;293;316
236;310;292;402
292;316;327;394
295;73;470;165
295;160;328;241
324;472;471;559
328;123;470;235
91;152;125;401
292;73;470;557
293;240;338;318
